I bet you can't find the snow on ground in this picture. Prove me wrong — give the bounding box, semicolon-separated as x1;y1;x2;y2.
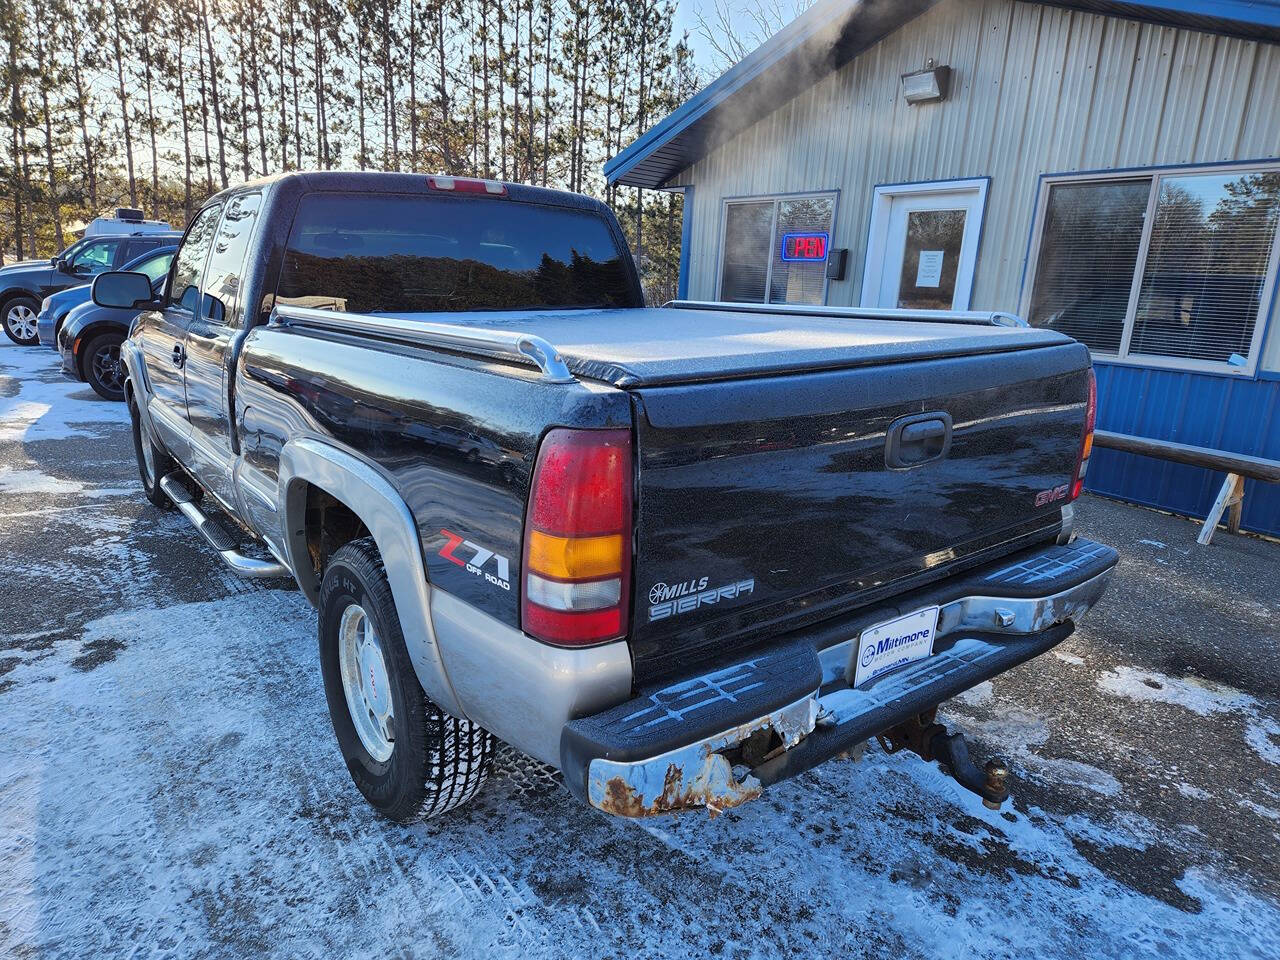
3;341;1280;959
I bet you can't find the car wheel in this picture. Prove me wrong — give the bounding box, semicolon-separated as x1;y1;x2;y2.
84;333;127;401
3;297;40;345
319;536;494;823
129;394;174;508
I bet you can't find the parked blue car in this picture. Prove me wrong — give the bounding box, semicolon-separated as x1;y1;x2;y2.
38;245;177;350
3;230;179;345
58;271;168;401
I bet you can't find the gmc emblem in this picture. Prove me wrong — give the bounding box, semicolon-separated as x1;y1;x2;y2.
1035;484;1070;507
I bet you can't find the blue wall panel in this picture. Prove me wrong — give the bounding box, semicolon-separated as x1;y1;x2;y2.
1087;362;1280;537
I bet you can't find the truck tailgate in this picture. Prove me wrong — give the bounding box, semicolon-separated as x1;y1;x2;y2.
627;342;1091;681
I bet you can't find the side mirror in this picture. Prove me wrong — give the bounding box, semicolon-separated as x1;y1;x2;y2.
93;271;160;310
55;257;70;272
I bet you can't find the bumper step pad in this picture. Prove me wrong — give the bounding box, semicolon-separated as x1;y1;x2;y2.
562;538;1118;816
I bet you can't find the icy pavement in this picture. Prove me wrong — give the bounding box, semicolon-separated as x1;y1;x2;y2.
2;341;1279;959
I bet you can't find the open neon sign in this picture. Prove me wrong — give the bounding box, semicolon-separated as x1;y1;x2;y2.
780;232;829;262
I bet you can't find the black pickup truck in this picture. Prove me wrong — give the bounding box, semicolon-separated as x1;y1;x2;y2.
93;172;1115;823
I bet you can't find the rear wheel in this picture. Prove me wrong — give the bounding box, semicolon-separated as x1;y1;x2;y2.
319;536;494;822
129;394;174;508
84;333;127;401
3;296;40;345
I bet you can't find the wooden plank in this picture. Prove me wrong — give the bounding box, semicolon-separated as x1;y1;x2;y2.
1227;474;1246;535
1197;473;1242;546
1094;431;1280;483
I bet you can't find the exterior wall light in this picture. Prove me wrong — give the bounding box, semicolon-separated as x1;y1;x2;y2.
901;59;951;104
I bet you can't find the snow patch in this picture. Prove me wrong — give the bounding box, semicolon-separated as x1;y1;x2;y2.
953;679;993;705
1098;666;1254;717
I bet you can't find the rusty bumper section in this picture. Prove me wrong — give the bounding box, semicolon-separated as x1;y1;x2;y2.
560;539;1118;818
592;696;819;817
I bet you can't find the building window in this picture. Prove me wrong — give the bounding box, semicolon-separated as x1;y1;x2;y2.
1026;164;1280;374
718;193;836;305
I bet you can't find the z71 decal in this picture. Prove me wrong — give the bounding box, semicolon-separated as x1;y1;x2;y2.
438;528;511;591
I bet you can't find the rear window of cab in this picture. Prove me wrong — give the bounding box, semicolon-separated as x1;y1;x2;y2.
275;192;639;314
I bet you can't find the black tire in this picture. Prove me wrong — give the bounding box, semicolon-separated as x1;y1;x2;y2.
84;332;127;401
129;394;175;508
3;296;40;345
319;536;494;822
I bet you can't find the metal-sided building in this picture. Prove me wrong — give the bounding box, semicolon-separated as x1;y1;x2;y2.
607;0;1280;537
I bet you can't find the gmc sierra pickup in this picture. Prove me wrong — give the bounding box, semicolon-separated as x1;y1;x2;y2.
94;172;1116;824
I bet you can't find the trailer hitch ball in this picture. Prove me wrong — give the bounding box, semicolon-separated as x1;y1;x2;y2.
982;759;1010;810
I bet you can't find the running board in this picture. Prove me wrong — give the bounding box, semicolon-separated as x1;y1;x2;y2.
159;473;290;579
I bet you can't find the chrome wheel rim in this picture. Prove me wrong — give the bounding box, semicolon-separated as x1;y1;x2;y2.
6;304;36;341
338;603;395;761
92;342;124;394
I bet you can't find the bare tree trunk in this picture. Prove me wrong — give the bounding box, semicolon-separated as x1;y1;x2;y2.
200;0;229;188
196;15;214;191
110;0;138;206
541;0;550;186
141;28;160;213
277;19;288;170
176;28;193;219
382;0;397;169
238;16;250;179
496;1;507;179
70;56;97;210
289;2;301;167
33;18;63;249
250;30;268;174
19;124;35;253
434;3;457;172
356;55;366;168
524;0;533;183
480;0;491;177
407;0;418;168
8;30;26;259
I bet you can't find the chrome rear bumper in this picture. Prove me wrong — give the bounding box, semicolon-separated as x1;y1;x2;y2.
561;538;1118;817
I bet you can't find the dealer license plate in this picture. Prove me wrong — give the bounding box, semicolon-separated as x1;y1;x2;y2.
853;606;940;688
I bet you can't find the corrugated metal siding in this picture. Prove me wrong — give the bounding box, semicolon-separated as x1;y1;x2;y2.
673;0;1280;370
1089;362;1280;536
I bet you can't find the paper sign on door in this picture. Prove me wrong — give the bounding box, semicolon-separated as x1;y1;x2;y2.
916;250;944;288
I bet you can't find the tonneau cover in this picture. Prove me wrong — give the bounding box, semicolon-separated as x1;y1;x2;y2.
389;306;1073;387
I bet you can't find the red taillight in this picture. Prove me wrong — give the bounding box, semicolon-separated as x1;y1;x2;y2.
427;175;508;196
1070;368;1097;501
522;428;632;646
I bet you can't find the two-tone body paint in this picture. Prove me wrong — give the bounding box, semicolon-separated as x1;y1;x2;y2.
234;323;632;624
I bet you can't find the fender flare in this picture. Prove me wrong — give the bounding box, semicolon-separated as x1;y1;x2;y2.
278;436;464;717
0;287;39;309
120;339;157;438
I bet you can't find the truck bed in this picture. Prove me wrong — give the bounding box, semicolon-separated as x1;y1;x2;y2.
380;305;1075;387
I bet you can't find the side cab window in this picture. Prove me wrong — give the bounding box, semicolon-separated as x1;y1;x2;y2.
168;204;224;314
200;193;262;327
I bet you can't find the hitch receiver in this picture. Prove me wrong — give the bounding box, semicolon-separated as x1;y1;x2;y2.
877;709;1010;809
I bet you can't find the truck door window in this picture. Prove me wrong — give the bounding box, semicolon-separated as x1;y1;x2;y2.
200;193;262;326
168;204;224;314
275;192;639;313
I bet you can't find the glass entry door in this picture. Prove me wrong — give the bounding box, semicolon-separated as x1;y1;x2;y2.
861;179;988;310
